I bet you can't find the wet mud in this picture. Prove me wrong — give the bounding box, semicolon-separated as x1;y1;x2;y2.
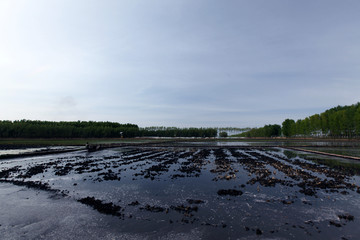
0;146;359;239
78;197;124;218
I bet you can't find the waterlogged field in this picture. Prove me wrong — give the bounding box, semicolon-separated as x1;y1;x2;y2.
0;146;80;157
0;145;360;239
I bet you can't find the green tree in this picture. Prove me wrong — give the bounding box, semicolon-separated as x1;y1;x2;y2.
219;132;228;137
282;119;295;137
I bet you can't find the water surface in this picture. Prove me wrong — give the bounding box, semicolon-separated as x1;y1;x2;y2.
0;146;359;239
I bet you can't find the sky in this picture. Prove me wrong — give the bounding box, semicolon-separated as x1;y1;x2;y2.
1;0;360;128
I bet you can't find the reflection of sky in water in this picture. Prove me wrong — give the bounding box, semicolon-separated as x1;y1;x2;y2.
303;147;360;158
0;146;79;156
0;146;360;239
181;141;250;146
178;141;360;148
0;147;48;155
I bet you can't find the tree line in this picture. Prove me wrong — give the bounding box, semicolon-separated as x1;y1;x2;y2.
0;120;217;138
240;102;360;138
282;103;360;138
238;124;282;138
139;127;217;138
0;120;139;138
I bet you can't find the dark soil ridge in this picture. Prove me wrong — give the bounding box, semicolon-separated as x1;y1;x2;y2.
78;197;124;218
0;179;67;197
217;189;243;196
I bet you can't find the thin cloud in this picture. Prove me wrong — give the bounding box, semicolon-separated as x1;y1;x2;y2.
0;1;360;127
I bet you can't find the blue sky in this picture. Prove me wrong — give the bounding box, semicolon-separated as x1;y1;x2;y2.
1;0;359;127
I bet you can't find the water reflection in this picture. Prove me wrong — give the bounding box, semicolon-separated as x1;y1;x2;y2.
0;145;359;239
0;146;79;157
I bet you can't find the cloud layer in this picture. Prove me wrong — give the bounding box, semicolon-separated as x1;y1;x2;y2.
1;0;359;127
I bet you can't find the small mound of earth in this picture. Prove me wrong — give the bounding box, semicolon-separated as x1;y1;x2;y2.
78;197;123;217
217;189;243;196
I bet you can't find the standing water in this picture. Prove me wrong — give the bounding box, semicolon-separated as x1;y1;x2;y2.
0;145;359;239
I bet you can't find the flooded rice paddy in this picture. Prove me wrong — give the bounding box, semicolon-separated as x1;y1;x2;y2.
0;146;81;159
0;144;360;239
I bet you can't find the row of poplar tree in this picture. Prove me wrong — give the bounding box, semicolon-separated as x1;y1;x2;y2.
282;103;360;138
0;120;218;138
241;103;360;138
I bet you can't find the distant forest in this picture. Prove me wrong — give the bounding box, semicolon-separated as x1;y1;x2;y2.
139;127;217;138
0;120;218;138
238;124;282;138
240;102;360;138
2;103;359;139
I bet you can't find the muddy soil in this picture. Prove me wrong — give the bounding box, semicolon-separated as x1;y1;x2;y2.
0;147;359;239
